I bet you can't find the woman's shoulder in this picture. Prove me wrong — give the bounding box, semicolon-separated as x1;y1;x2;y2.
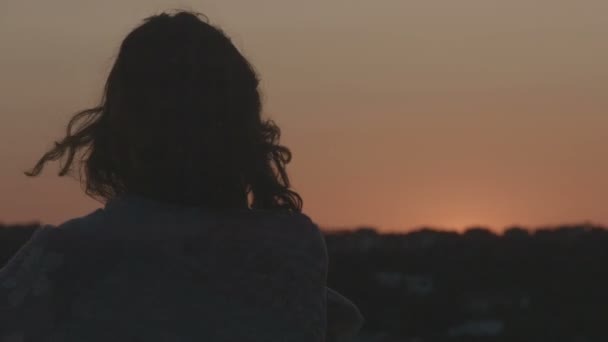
1;208;108;264
17;209;109;254
253;211;329;270
280;212;327;251
37;205;327;257
52;208;106;232
263;211;324;239
230;210;326;249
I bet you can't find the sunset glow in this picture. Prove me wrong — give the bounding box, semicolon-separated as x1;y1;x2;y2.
1;0;607;232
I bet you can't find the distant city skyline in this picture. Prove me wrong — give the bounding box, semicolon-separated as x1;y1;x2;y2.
1;0;607;232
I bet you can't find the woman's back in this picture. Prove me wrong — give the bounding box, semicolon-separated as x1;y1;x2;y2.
1;10;363;341
1;196;328;341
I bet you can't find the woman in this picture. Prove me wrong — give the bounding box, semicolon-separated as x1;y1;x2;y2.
0;10;363;341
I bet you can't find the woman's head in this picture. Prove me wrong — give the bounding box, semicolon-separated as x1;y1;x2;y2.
27;10;302;212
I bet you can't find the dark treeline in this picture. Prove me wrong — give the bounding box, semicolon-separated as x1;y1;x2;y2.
325;225;608;341
1;223;607;341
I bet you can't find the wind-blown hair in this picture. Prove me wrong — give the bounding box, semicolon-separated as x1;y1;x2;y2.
26;10;302;212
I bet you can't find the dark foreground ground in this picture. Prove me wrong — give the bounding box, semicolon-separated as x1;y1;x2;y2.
2;223;607;342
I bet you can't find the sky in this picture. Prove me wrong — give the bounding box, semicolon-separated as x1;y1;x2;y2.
1;0;607;232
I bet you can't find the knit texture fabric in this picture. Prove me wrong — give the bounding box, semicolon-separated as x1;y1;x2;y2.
0;195;362;341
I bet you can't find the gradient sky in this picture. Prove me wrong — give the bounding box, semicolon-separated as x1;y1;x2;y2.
1;0;607;232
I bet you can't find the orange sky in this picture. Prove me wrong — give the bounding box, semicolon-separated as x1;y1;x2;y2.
1;0;607;232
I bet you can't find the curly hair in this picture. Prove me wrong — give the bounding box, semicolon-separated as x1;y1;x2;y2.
26;10;302;212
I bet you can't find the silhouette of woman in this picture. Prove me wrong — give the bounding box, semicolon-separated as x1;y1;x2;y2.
0;10;363;341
